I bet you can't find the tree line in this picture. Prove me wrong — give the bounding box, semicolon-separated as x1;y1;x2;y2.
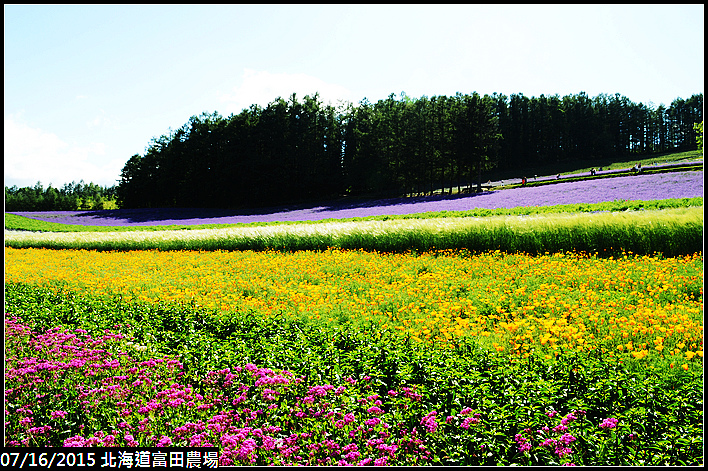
493;92;702;170
116;91;702;209
4;181;118;212
6;91;700;212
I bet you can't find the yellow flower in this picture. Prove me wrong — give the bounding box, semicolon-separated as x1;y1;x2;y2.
631;350;648;360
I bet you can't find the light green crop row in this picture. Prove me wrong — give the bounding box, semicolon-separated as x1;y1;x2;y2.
4;206;703;256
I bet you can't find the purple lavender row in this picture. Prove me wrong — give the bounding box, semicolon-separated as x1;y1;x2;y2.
9;170;703;227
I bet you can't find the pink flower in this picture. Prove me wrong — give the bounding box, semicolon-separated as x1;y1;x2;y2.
561;412;578;425
342;443;358;453
237;438;258;463
28;425;52;435
50;410;67;420
64;435;88;447
308;385;333;397
515;434;532;453
344;451;361;461
555;445;573;458
378;443;397;457
261;436;276;451
364;417;381;427
365;394;380;403
401;387;423;401
460;416;479;429
421;411;438;433
599;418;619;430
540;438;557;447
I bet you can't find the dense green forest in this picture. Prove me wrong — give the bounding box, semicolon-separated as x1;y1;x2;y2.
5;91;703;211
4;181;118;212
116;91;702;209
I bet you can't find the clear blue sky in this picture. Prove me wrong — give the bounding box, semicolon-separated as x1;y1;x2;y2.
4;4;704;189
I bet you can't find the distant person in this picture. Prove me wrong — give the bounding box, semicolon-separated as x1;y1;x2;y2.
522;177;527;185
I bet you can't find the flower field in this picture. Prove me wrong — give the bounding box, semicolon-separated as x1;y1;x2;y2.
4;246;704;465
3;169;704;465
3;247;704;357
8;170;704;227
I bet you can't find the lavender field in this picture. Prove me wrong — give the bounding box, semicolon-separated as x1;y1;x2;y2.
9;170;704;227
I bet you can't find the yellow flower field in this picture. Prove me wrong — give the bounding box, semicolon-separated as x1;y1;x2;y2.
4;247;703;365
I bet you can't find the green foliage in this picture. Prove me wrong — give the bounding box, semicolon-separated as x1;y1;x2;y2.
4;180;118;211
694;121;703;152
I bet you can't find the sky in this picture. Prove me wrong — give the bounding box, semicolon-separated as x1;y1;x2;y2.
4;4;704;189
